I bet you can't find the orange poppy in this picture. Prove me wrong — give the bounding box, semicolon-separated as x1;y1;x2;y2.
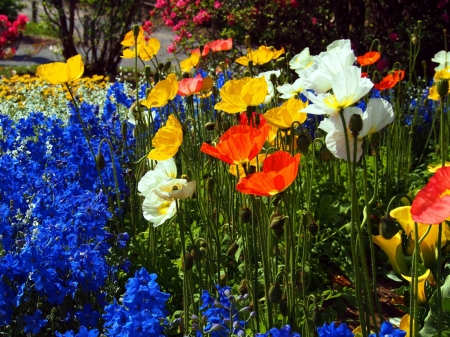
206;38;233;52
177;74;213;96
236;151;301;196
374;70;405;91
200;124;270;165
411;166;450;224
356;51;381;66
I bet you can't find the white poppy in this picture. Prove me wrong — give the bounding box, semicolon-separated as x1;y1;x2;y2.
318;98;394;161
257;70;281;104
277;78;306;99
289;47;314;71
302;66;373;116
138;158;177;197
431;51;450;71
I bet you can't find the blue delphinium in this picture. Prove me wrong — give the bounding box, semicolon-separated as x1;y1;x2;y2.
369;321;406;337
262;325;301;337
102;268;170;337
317;322;353;337
23;309;48;334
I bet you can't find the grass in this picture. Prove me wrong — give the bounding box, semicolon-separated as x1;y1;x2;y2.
0;65;38;78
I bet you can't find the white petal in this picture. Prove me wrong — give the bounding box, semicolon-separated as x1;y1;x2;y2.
326;130;363;162
361;98;394;136
142;193;177;227
137;158;177;196
332;66;373;106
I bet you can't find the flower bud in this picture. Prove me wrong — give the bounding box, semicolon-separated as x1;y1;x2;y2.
296;134;311;153
379;216;397;240
244;35;251;49
276;57;285;69
279;298;288;317
182;72;190;78
145;65;152;79
349;114;363;136
121;121;128;139
227;242;239;257
270;73;278;86
239;281;248;295
243;70;251;77
163;61;172;72
319;146;333;162
270;215;286;230
158;62;164;71
206;177;215;193
437;78;449;98
240;207;252;223
411;34;418;45
133;24;140;38
308;223;319;236
205;122;216;131
268;283;282;303
182;252;194;271
153;71;160;83
96;152;106;170
248;60;254;73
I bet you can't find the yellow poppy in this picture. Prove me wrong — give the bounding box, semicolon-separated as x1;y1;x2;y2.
36;54;84;85
180;50;201;73
214;77;268;114
147;114;183;160
390;206;445;270
427;161;450;172
141;73;178;108
264;97;308;129
402;269;431;304
372;232;409;275
235;46;285;66
122;38;160;61
121;26;144;46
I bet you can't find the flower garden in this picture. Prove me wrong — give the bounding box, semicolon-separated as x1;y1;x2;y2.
1;6;450;337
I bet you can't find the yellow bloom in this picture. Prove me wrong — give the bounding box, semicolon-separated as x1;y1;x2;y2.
390;206;445;270
402;269;431;304
235;45;285;66
214;77;268;114
372;232;409;275
428;68;450;100
180;50;201;73
141;73;178;108
147;114;183;160
122;38;160;61
400;314;412;337
121;26;144;46
427;161;450;172
36;54;84;85
264;97;307;129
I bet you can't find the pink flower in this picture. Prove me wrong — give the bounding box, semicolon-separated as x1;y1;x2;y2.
164;19;174;26
227;14;235;25
167;43;176;53
311;17;318;25
389;32;398;42
193;9;211;25
214;1;222;9
149;10;155;16
291;0;299;8
155;0;169;9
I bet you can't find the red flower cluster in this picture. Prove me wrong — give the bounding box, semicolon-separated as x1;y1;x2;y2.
374;70;405;91
0;14;28;59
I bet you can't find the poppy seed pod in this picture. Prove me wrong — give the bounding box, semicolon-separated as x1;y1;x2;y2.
158;62;164;71
240;207;252;223
268;283;283;303
95;152;106;170
132;24;140;38
437;79;449;98
272;227;284;237
296;134;311;153
349;113;363;135
270;73;278;86
145;65;152;79
379;216;397;240
153;71;160;83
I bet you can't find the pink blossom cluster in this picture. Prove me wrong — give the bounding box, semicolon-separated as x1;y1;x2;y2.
0;14;28;58
192;9;211;25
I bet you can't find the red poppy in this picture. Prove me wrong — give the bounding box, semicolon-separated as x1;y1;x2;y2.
374;70;405;91
236;151;301;196
357;51;381;66
411;166;450;224
206;38;233;52
177;74;213;96
239;111;267;129
200;124;270;165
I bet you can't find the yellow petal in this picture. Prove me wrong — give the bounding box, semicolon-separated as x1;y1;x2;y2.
147;114;183;160
242;77;268;106
66;54;84;81
390;206;413;235
399;314;411;337
235;55;249;66
121;48;136;59
401;269;431;304
372;232;409;275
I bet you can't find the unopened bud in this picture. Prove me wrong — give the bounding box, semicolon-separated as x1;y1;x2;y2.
270;215;286;230
205;122;216;131
319;146;333;162
437;78;449;98
145;65;151;79
153;71;160;83
182;72;190;78
244;35;251;49
379;216;397;240
411;35;418;45
206;177;215;193
133;24;140;38
163;61;172;72
268;283;282;303
296;134;311;153
240;207;252;223
182;253;194;271
276;57;285;69
279;298;288;317
96;152;106;170
270;73;278;86
308;223;319;236
349;114;363;135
